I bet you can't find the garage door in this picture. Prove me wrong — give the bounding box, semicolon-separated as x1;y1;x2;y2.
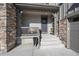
70;17;79;53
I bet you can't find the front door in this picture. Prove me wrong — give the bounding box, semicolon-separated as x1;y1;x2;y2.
41;16;48;34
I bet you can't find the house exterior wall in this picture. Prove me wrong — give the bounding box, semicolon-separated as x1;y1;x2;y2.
0;3;58;53
67;4;79;52
0;3;16;53
22;14;52;34
58;3;79;48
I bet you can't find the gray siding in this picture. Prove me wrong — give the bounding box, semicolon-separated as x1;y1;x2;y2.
70;21;79;53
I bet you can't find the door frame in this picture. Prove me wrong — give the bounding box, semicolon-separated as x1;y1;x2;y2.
41;15;48;34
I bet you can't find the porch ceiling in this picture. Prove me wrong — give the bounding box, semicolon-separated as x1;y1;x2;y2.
15;3;59;13
22;10;54;15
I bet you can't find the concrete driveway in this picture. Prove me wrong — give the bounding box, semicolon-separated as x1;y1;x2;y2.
0;34;79;56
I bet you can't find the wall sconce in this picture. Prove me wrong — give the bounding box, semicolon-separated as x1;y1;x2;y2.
20;11;23;14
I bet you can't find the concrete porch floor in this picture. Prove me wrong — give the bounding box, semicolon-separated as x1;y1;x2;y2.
0;34;79;56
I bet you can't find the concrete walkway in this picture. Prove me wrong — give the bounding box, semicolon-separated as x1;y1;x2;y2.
0;34;79;56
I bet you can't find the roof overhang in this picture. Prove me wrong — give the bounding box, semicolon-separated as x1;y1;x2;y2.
15;3;59;13
67;10;79;18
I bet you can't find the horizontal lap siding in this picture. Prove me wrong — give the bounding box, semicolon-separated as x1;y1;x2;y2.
70;21;79;53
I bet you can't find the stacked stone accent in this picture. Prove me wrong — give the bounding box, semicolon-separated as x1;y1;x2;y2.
6;3;16;51
0;3;16;52
59;19;67;47
0;4;7;52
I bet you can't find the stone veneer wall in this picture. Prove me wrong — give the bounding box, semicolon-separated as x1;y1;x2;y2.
0;3;16;52
59;19;67;47
0;4;7;52
6;3;16;51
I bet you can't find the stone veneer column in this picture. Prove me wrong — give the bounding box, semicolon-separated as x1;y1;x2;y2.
59;19;67;47
0;3;16;53
0;4;7;52
6;3;16;51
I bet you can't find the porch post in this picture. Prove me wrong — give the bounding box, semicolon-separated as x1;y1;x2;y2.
16;8;23;45
16;9;22;37
54;13;57;35
54;13;59;35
